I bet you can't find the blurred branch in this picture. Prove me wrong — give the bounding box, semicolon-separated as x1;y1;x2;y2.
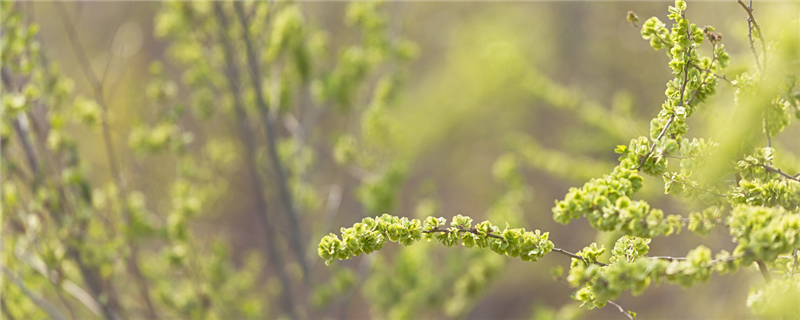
1;298;17;320
53;3;157;319
756;260;773;283
232;1;309;279
212;3;297;318
1;266;68;320
14;244;103;317
1;68;40;177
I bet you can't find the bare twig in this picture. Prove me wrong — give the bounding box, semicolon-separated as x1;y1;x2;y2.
212;4;297;318
607;300;635;320
738;0;766;72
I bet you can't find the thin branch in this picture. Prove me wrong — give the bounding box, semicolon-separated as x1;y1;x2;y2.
737;0;766;72
54;3;157;319
212;4;297;318
649;256;686;261
552;248;608;267
2;68;41;177
14;245;104;317
607;300;635;320
1;266;68;320
749;161;800;183
639;115;674;169
422;228;609;266
639;43;692;170
232;1;309;279
690;64;734;85
790;249;798;278
662;174;728;198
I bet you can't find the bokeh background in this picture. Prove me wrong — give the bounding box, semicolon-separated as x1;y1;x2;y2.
4;1;800;319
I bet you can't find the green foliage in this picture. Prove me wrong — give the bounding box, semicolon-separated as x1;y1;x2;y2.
320;1;800;318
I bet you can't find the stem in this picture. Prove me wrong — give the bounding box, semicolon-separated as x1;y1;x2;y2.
607;300;635;320
54;4;157;318
423;228;609;266
212;4;297;318
747;161;800;183
756;260;773;283
639;44;692;170
232;1;309;279
737;0;766;72
1;266;68;320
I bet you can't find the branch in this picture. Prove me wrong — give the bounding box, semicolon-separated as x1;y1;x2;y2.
607;300;635;320
639;44;692;170
748;161;800;183
1;266;68;320
756;260;773;283
423;228;609;266
662;174;728;198
737;0;766;72
649;256;686;261
14;245;104;317
1;68;40;177
54;4;157;318
212;4;297;318
232;1;309;278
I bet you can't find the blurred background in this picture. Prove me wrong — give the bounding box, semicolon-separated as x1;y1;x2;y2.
3;1;800;319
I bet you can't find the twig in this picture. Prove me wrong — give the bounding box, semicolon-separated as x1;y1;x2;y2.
212;4;297;318
552;248;608;267
607;300;635;320
639;115;674;169
649;256;686;261
1;266;68;320
690;64;734;85
790;249;798;278
232;1;309;279
639;43;692;170
749;161;800;183
737;0;766;72
662;174;728;198
422;228;609;266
